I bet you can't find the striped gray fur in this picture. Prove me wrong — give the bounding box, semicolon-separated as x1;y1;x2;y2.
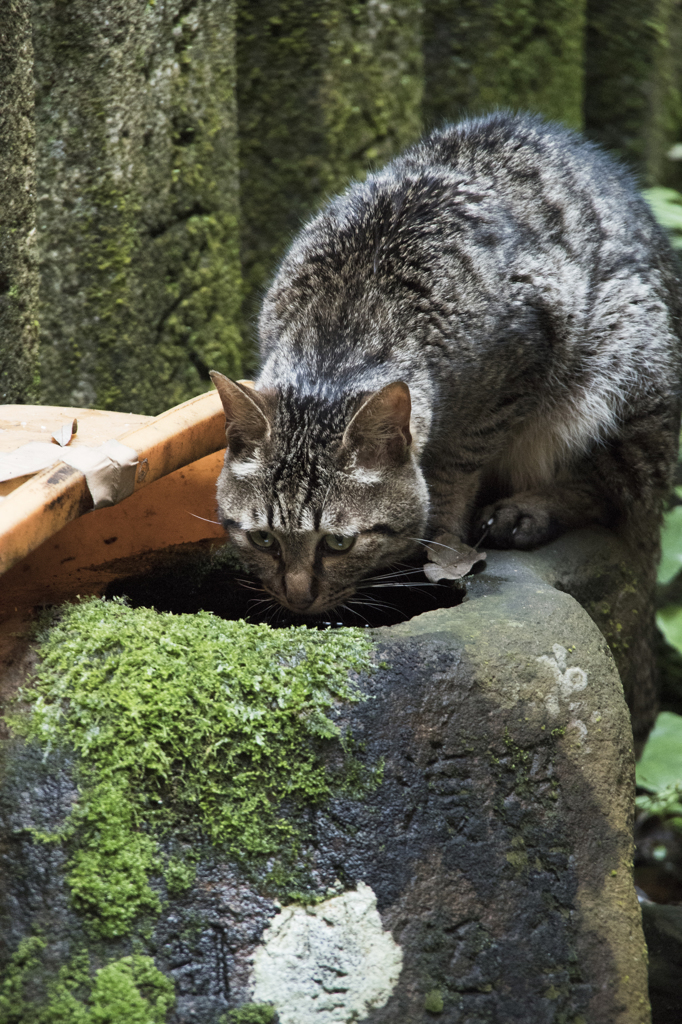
213;112;682;750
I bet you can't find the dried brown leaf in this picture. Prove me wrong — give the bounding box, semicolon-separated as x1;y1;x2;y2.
422;532;486;582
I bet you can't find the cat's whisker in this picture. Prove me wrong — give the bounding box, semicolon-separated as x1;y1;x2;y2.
409;536;465;554
362;567;426;582
349;596;409;621
349;595;398;615
246;597;277;615
267;603;285;626
356;577;442;593
238;581;267;594
370;560;426;576
188;512;222;525
361;582;444;588
474;526;490;550
245;596;280;625
339;603;371;627
360;582;445;603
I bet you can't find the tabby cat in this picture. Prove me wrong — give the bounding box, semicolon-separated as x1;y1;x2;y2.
211;112;682;748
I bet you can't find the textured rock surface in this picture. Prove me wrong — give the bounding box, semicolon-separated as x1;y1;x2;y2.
32;0;243;414
514;528;658;744
0;532;651;1022
0;0;39;403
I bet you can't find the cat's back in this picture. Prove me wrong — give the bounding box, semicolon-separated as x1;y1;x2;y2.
350;111;672;292
403;112;637;223
259;112;682;392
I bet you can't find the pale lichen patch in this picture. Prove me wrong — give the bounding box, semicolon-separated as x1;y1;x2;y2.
536;643;588;719
251;882;402;1023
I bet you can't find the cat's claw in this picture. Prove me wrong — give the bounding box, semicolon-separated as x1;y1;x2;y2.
476;499;560;550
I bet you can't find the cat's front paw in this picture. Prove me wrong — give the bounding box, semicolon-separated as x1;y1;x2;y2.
475;498;561;550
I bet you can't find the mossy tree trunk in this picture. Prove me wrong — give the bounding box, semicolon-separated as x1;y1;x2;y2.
422;0;587;132
236;0;423;352
0;0;39;404
585;0;682;188
33;0;243;415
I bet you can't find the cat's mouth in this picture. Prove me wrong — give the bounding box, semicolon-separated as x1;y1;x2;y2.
262;585;356;617
259;563;467;626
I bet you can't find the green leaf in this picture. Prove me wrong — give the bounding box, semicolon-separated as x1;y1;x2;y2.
223;1006;277;1024
636;711;682;792
657;606;682;655
644;186;682;233
658;504;682;583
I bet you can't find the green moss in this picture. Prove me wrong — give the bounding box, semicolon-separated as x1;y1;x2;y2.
501;728;533;791
506;844;530;873
0;942;174;1024
65;779;162;938
85;955;174;1024
0;936;46;1024
12;597;374;938
163;855;197;896
222;1006;276;1024
587;600;630;656
150;6;243;411
424;988;444;1013
322;0;423;184
423;0;586;130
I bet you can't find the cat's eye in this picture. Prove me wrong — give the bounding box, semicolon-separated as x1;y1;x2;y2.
322;533;356;553
247;529;277;551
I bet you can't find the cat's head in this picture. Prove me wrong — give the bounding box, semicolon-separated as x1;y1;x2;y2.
210;372;429;616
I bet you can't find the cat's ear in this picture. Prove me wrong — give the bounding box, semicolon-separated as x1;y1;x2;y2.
209;371;271;455
342;381;412;469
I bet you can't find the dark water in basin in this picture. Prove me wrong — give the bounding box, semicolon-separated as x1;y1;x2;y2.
104;542;467;628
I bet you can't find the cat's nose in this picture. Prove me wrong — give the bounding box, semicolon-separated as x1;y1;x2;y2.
284;571;314;611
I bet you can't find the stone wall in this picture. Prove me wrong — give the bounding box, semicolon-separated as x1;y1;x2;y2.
33;0;242;415
584;0;682;188
3;1;682;409
236;0;423;345
423;0;587;131
0;0;39;405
